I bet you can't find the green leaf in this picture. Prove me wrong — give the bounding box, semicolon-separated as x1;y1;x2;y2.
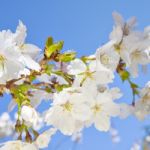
45;39;64;58
29;75;36;82
119;70;130;82
133;89;139;95
11;84;32;106
46;37;53;48
21;99;30;106
17;84;31;93
55;84;70;92
45;87;52;93
58;52;76;62
81;56;95;63
44;64;53;75
130;82;138;89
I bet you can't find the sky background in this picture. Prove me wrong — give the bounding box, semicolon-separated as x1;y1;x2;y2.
0;0;150;150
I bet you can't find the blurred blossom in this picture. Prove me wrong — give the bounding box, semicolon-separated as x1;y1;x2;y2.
0;112;14;138
71;132;82;143
146;135;150;142
130;142;141;150
109;127;121;143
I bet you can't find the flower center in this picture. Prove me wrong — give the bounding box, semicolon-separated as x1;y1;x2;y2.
85;70;93;78
98;86;107;93
114;44;121;52
62;102;73;112
0;55;5;62
131;50;141;60
100;54;110;65
92;104;101;114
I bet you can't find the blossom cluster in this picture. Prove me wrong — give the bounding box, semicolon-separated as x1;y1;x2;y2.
0;12;150;149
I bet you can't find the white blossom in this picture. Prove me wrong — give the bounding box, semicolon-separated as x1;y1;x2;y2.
82;82;121;131
21;105;40;127
0;30;24;84
0;12;150;150
109;127;120;143
130;142;141;150
71;132;82;143
67;59;87;75
133;81;150;120
0;141;38;150
0;21;42;84
110;11;136;43
96;40;120;71
67;58;114;86
146;136;150;142
14;21;41;72
34;128;57;149
0;113;14;138
45;87;92;135
109;12;150;77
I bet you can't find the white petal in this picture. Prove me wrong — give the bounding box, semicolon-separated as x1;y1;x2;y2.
103;102;120;117
72;104;92;121
112;11;124;27
19;55;40;71
94;113;110;131
21;44;41;59
14;20;27;46
127;17;137;29
109;26;123;43
67;59;87;75
35;128;57;149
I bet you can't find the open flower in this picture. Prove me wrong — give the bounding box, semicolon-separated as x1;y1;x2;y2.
14;21;41;72
110;11;136;43
0;21;42;84
82;83;121;131
45;87;91;135
133;81;150;120
0;30;24;83
96;40;120;71
108;12;150;77
67;58;114;86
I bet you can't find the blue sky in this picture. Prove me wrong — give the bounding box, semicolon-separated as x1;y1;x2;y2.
0;0;150;150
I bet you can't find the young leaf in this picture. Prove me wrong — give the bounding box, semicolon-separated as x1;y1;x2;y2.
58;51;76;62
119;70;130;82
44;64;53;75
46;37;53;48
45;39;64;58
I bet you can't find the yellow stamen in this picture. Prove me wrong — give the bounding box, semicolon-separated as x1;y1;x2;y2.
92;104;101;114
62;102;73;112
100;54;110;65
